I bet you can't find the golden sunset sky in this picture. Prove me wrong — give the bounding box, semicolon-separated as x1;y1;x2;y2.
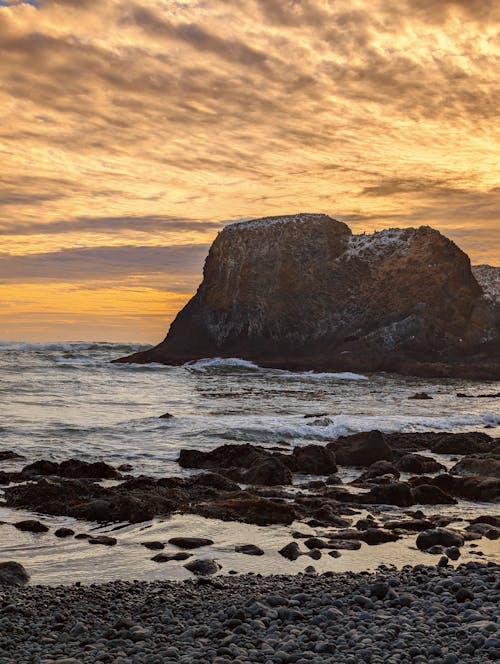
1;0;499;342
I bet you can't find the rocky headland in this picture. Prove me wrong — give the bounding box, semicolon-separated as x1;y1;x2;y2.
114;214;499;379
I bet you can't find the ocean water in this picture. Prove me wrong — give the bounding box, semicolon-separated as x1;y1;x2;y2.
0;342;499;584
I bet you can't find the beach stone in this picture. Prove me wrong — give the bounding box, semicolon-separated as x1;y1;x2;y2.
88;535;117;546
359;460;400;480
168;537;214;549
416;528;464;551
54;527;75;538
234;544;264;556
184;559;220;576
151;552;192;562
278;542;301;560
14;519;49;533
141;541;165;550
291;444;337;474
0;561;30;585
361;481;414;507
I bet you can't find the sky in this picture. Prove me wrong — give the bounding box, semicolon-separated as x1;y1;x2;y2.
0;0;499;342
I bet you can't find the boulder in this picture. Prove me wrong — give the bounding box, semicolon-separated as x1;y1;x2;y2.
358;460;400;480
235;544;264;556
184;559;220;576
88;535;117;546
168;537;213;549
0;561;29;586
113;214;498;379
278;542;301;560
329;430;393;467
411;484;457;505
54;527;75;538
0;450;25;461
360;528;400;545
360;481;414;507
416;528;464;551
397;454;446;474
449;456;500;479
241;458;292;486
291;445;337;475
14;520;49;533
196;496;296;525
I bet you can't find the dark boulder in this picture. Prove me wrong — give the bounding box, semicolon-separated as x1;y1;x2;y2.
88;535;117;546
152;552;191;562
184;559;220;576
408;392;433;400
241;458;293;486
196;496;296;526
416;528;464;551
14;520;49;533
141;541;165;550
168;537;213;549
329;430;393;467
291;445;337;475
0;561;29;586
397;454;446;474
0;450;25;461
411;484;456;505
54;527;75;538
278;542;301;560
359;528;400;545
384;518;433;532
21;458;121;480
360;481;414;507
449;456;500;479
235;544;264;556
358;460;400;480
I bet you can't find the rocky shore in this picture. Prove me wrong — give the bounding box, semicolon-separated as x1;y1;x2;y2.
1;563;498;663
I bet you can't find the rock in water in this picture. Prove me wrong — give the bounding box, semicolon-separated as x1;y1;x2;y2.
114;214;499;378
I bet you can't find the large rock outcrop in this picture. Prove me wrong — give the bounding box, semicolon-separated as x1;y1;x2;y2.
115;214;499;378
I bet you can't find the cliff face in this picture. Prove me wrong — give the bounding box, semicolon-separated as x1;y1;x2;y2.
116;214;499;378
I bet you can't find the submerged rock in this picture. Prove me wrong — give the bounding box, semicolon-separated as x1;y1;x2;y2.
168;537;214;549
235;544;264;556
14;519;49;533
113;214;499;379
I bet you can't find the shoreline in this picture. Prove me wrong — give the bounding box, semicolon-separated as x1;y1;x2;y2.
1;563;498;663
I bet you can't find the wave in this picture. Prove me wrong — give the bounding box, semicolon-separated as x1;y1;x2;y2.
183;357;368;380
184;357;261;373
195;411;500;444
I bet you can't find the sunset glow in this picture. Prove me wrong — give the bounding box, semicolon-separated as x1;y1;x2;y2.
1;0;499;341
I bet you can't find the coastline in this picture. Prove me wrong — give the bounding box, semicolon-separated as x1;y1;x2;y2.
1;563;498;663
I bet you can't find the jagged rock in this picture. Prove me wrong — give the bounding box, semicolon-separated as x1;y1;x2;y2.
329;430;393;467
0;561;29;586
397;454;446;474
21;458;120;480
0;450;25;461
416;528;464;551
114;214;499;379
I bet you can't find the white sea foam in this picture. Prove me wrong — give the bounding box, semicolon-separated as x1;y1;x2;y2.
184;357;261;372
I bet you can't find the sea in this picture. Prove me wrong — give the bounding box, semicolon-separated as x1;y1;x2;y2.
0;342;499;585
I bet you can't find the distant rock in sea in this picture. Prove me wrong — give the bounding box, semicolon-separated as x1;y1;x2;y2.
115;213;499;378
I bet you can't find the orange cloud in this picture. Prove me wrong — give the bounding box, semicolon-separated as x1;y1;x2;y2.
0;0;498;340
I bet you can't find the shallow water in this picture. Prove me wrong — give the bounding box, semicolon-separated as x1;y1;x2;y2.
0;342;499;584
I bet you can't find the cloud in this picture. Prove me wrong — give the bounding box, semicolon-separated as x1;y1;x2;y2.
0;215;223;235
0;244;209;283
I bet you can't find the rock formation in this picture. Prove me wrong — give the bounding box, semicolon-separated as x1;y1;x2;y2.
115;213;499;378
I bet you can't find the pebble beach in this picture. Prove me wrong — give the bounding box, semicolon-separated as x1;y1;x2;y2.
1;562;499;664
